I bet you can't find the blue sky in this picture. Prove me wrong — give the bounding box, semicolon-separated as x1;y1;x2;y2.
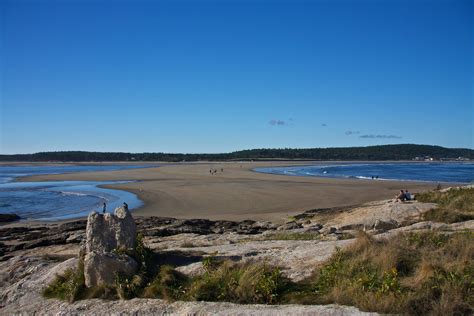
1;0;472;154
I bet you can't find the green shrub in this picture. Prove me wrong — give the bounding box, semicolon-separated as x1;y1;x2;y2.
188;260;287;304
142;265;188;300
43;260;86;303
202;255;222;272
115;273;144;299
313;248;346;294
43;232;157;302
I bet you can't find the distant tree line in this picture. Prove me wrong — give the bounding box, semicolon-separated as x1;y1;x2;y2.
0;144;472;162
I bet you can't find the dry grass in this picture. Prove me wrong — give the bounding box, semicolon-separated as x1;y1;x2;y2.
260;232;321;241
417;187;474;223
180;242;197;248
303;231;474;315
43;188;474;313
43;230;473;314
142;265;188;300
187;260;287;304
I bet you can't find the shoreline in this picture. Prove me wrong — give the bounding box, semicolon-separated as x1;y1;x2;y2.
8;161;442;224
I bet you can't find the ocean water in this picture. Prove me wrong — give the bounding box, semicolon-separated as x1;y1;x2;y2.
0;165;155;221
255;163;474;184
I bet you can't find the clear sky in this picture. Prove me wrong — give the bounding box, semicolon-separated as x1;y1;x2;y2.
1;0;472;154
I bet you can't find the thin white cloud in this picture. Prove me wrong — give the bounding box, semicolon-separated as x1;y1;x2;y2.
345;130;360;135
269;119;289;126
359;134;402;139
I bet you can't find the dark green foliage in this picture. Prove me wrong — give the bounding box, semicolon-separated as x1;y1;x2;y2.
313;248;346;295
133;233;156;274
1;144;472;162
115;273;145;299
202;255;223;272
43;260;86;302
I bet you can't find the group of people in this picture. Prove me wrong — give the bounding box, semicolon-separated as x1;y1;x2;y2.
209;168;224;175
395;189;412;202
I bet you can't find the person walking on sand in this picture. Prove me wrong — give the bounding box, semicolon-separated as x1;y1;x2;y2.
102;202;106;214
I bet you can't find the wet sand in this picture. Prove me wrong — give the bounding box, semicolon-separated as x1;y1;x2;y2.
20;162;436;223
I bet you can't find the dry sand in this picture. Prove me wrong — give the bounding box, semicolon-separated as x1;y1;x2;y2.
20;162;436;223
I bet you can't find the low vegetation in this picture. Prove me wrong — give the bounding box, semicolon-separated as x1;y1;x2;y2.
44;189;473;314
284;231;473;315
260;232;321;241
417;187;474;223
43;252;286;305
43;260;86;303
44;231;473;314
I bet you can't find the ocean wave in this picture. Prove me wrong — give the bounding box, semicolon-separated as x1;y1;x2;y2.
254;163;473;183
60;191;97;197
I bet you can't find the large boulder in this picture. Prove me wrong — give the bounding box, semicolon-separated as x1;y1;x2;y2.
85;207;136;253
0;213;20;223
84;206;138;288
84;252;138;287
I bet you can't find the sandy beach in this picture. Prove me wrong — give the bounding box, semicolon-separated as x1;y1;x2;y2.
16;162;437;223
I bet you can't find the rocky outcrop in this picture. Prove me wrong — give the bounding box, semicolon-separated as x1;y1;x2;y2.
324;200;437;233
0;213;20;223
277;221;302;230
140;218;277;236
84;252;138;287
373;219;399;232
0;217;279;260
83;207;138;288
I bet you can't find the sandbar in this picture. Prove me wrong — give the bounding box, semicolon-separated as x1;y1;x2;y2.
16;161;439;223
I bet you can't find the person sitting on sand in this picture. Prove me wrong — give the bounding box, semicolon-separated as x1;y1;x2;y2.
404;190;411;201
395;190;405;202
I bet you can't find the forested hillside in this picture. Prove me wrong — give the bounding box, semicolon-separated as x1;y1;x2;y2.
0;144;472;162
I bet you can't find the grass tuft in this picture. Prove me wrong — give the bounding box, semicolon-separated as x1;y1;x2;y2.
142;265;188;300
43;260;86;303
301;230;474;314
417;187;474;223
42;188;474;313
261;232;321;241
188;260;287;304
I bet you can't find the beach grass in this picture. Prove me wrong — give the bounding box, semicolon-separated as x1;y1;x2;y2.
43;187;474;313
43;260;87;302
283;231;474;315
43;230;473;314
417;187;474;223
261;232;321;241
187;260;287;304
